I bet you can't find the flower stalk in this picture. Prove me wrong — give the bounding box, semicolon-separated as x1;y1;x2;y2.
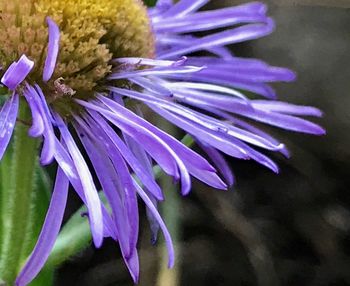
0;98;39;284
157;175;182;286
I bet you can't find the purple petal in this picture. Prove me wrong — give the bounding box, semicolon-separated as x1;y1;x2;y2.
76;99;192;195
125;249;140;283
76;122;137;258
146;196;160;244
101;94;226;190
160;0;209;18
185;57;296;83
164;81;249;101
53;137;118;240
156;35;234;59
23;90;45;137
154;3;268;34
100;107;192;195
243;144;279;173
114;57;187;67
197;141;235;187
148;104;250;159
128;77;173;97
16;167;69;286
251;100;323;117
133;182;175;268
187;165;227;190
188;65;296;83
108;87;283;152
109;65;203;80
0;93;19;159
115;105;161;242
77;113;164;201
24;85;55;165
157;70;278;99
235;107;325;135
1;55;34;90
156;0;173;7
207;108;290;157
158;19;275;59
43;17;60;82
174;90;325;135
34;84;56;124
54;114;103;247
99;94;216;172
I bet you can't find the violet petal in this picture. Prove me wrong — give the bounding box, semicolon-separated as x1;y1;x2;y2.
1;55;34;90
0;93;19;159
16;167;69;286
54;113;103;247
43;17;60;82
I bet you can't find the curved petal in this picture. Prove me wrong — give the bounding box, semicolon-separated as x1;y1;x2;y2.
133;182;175;268
1;55;34;90
78;113;164;201
23;90;45;137
43;17;60;82
53;137;117;240
16;168;69;286
24;85;55;165
54;113;103;247
76;99;192;195
75;120;138;258
197;141;235;187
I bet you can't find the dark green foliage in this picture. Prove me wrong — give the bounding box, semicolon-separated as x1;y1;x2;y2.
143;0;158;7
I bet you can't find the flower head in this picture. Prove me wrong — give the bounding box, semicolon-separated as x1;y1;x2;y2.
0;1;324;285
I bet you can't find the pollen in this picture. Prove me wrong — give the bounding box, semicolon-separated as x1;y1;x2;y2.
0;0;154;93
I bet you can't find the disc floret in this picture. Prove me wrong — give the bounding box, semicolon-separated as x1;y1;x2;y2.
0;0;154;98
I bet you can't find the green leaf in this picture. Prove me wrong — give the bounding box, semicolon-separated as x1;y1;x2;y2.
20;167;52;265
46;203;92;267
28;267;54;286
143;0;158;7
47;192;109;267
0;99;40;284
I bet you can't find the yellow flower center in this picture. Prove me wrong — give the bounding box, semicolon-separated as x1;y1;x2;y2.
0;0;154;95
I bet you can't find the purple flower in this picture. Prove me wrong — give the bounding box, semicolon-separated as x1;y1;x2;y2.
0;1;324;285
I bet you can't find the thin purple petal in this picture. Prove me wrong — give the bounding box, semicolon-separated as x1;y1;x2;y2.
53;137;118;240
54;114;103;247
24;84;55;165
0;93;19;159
16;168;69;286
78;112;164;201
43;17;60;82
158;19;275;59
76;99;192;195
197;141;235;187
133;182;175;268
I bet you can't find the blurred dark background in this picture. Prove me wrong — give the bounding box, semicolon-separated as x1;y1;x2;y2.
56;1;350;285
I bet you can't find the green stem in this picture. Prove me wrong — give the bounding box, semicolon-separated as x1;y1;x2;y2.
0;98;39;284
156;120;182;286
156;174;182;286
